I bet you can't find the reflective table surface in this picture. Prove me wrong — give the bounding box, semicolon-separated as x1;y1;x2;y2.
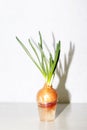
0;103;87;130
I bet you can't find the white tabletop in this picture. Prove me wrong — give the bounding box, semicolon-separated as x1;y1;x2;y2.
0;103;87;130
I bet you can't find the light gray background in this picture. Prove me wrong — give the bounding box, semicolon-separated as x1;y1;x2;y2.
0;0;87;102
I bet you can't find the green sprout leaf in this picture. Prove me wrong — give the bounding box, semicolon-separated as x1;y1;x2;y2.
16;32;61;86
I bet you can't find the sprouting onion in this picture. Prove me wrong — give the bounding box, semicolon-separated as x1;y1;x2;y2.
16;32;60;86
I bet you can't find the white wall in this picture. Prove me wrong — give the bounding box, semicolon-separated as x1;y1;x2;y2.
0;0;87;102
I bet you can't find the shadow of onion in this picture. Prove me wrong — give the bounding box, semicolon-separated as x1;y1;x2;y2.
56;42;75;104
52;33;75;117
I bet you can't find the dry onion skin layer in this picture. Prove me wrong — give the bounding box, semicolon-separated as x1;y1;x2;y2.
37;83;58;104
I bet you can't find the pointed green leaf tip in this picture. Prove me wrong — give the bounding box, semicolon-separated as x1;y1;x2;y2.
16;32;61;86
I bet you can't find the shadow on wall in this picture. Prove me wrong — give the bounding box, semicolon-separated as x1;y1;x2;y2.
52;34;75;103
56;43;75;103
